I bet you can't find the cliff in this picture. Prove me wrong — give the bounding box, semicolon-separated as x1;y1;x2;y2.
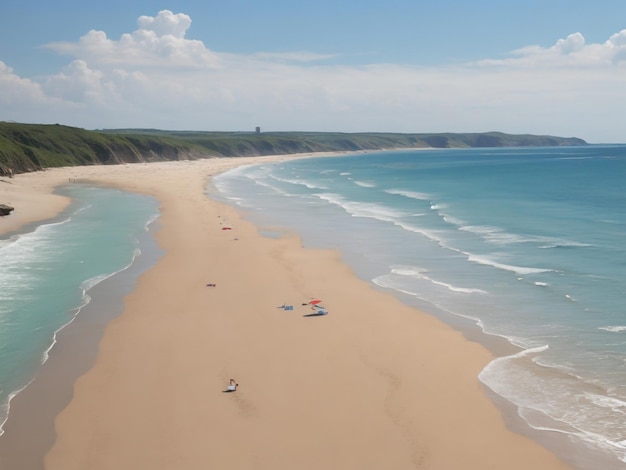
0;123;587;177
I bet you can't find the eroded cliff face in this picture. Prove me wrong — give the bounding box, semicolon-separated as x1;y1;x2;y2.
0;122;587;176
0;123;215;176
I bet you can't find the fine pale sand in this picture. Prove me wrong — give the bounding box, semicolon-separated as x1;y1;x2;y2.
0;156;571;469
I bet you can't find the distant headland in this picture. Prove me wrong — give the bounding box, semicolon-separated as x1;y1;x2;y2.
0;122;587;177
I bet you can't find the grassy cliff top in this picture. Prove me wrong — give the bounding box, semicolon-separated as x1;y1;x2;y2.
0;122;587;176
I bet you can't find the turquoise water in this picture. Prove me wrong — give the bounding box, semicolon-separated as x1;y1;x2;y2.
0;184;159;434
213;146;626;468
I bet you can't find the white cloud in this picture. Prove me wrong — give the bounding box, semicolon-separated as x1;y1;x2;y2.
137;10;191;39
43;60;107;102
486;30;626;68
554;32;585;54
607;29;626;47
0;60;85;124
0;61;47;104
2;12;626;142
46;10;220;69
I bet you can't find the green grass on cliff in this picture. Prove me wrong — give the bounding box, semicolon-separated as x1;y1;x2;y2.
0;122;587;177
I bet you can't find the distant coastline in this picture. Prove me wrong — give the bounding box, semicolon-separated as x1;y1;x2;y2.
0;121;587;177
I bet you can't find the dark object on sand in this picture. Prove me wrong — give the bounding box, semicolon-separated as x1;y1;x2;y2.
0;204;14;216
224;379;238;392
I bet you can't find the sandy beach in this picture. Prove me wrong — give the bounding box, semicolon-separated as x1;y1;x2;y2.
0;156;571;469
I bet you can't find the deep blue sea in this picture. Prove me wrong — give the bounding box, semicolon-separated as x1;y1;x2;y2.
0;185;159;436
212;146;626;468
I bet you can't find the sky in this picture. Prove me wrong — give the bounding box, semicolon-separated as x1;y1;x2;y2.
2;1;626;142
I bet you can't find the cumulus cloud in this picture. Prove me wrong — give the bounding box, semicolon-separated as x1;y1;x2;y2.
137;10;191;39
554;32;585;54
43;60;108;102
482;30;626;68
2;11;626;141
0;61;45;104
46;10;220;68
0;60;84;124
607;29;626;47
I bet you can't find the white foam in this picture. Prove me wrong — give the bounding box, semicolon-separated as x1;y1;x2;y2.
497;344;550;363
467;254;552;275
460;225;533;245
454;225;592;248
395;221;447;245
372;276;430;302
81;273;114;292
214;163;256;180
537;237;592;249
442;214;466;227
599;326;626;333
431;280;487;294
144;213;160;231
479;346;552;408
388;266;487;294
584;392;626;411
353;180;376;188
480;345;626;465
390;266;428;277
269;174;328;190
315;193;406;223
252;178;292;196
0;383;29;437
384;189;432;200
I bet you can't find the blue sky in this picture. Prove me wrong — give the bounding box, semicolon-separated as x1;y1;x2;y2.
2;1;626;142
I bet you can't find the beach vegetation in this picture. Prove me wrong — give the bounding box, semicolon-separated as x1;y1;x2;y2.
0;122;587;176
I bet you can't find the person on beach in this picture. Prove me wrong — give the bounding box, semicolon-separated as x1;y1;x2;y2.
225;379;238;392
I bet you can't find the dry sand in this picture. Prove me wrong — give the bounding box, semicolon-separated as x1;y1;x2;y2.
0;156;571;469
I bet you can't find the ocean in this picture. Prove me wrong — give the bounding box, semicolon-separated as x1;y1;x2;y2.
0;184;160;436
212;146;626;469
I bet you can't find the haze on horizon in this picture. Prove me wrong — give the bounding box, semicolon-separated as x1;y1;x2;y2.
2;0;626;143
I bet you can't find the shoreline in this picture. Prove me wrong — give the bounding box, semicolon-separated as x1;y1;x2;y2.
0;215;163;469
0;156;572;469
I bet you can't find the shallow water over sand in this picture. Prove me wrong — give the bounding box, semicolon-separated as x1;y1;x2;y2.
0;185;159;436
